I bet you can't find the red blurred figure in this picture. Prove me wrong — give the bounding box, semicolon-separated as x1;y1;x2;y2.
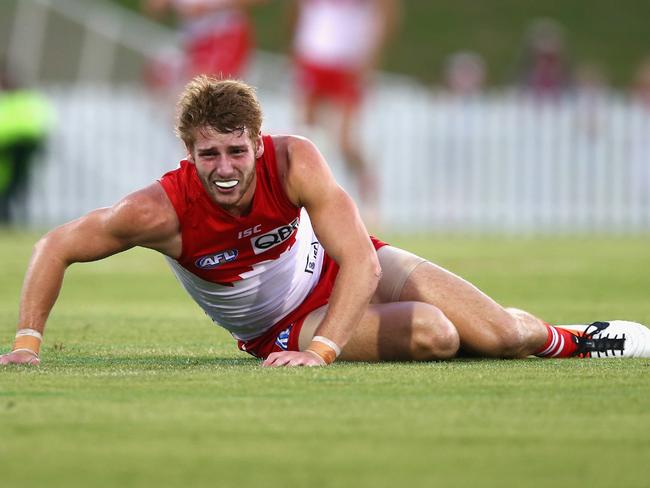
515;18;573;96
288;0;400;220
142;0;266;88
632;56;650;108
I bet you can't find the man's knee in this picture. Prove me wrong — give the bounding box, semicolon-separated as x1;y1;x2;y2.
411;305;460;361
479;314;531;358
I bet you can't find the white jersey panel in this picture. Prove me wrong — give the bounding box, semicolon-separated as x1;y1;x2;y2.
294;0;380;67
166;208;324;341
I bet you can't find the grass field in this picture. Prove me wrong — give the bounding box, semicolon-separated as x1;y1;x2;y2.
1;231;649;488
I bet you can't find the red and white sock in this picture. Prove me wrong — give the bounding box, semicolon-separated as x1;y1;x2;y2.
534;324;583;358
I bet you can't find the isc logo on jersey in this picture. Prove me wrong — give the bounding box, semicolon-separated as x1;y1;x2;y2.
251;218;299;255
195;249;238;269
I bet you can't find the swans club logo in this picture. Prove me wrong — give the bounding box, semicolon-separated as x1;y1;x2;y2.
195;249;238;269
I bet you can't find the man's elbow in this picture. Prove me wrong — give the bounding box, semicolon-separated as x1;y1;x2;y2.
33;227;71;266
365;252;382;291
33;231;55;256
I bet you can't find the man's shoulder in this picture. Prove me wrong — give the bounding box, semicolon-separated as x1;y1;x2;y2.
268;134;333;208
270;135;321;168
267;134;317;182
269;134;314;155
113;183;177;226
108;182;181;254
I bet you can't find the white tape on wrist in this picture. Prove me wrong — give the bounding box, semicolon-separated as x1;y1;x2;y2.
15;329;43;341
312;336;341;357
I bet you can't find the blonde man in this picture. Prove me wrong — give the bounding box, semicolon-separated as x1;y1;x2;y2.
3;77;649;366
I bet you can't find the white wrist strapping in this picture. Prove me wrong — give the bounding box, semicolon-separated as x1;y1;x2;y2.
15;329;43;341
312;336;341;357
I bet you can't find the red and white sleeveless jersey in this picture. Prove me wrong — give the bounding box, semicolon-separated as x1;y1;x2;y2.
158;135;324;341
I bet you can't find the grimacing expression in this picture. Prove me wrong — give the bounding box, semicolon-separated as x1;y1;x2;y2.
189;128;263;215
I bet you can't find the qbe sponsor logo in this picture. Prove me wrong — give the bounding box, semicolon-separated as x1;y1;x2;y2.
251;218;299;255
195;249;238;269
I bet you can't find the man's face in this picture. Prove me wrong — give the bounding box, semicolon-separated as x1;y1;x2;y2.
189;127;263;215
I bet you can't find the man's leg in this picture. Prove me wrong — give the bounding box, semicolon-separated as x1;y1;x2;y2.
373;246;549;358
298;301;459;361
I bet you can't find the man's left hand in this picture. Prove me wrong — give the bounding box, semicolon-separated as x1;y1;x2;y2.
0;350;41;365
262;350;326;367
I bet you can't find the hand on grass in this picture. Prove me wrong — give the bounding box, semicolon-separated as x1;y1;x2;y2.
262;350;326;367
0;350;40;366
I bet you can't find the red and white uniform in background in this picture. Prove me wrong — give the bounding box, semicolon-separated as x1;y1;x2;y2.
147;0;253;86
158;136;339;358
293;0;382;104
174;0;253;78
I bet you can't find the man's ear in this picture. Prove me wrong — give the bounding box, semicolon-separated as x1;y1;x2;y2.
185;145;194;163
254;132;264;159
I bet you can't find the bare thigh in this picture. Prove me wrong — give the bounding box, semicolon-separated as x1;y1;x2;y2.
298;300;458;361
394;249;547;356
298;245;547;359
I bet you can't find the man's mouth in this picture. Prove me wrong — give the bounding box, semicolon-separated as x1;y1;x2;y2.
214;179;238;189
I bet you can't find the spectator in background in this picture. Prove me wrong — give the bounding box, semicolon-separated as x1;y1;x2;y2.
142;0;267;89
0;66;52;225
443;51;486;97
574;62;608;97
631;56;650;108
288;0;400;222
573;62;609;140
514;18;573;96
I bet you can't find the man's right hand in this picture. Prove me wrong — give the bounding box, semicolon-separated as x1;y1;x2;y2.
0;350;40;365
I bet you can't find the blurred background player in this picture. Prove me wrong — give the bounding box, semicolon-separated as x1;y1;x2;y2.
513;17;573;97
0;63;52;225
288;0;400;222
631;55;650;108
142;0;267;89
443;51;487;97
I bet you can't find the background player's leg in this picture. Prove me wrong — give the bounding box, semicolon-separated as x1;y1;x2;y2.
376;246;548;358
339;102;377;215
298;302;459;361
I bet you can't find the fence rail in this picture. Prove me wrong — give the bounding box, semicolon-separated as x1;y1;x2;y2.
3;0;649;233
21;86;650;234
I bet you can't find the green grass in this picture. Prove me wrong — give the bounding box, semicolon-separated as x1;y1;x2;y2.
1;231;649;488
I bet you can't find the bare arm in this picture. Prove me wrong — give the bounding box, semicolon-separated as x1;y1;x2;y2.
264;137;381;366
1;183;180;364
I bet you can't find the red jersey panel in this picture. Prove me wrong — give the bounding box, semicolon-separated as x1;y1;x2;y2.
158;135;326;341
159;135;300;284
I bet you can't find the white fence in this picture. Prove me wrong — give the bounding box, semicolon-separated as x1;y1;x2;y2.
3;0;650;233
23;85;650;234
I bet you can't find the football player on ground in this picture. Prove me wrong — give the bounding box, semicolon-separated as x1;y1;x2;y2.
2;77;649;366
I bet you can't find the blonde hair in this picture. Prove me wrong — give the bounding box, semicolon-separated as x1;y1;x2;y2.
175;76;263;149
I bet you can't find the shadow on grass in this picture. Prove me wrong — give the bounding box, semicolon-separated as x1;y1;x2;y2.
43;354;260;369
4;354;557;374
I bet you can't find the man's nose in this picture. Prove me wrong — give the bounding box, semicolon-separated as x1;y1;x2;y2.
214;157;235;176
